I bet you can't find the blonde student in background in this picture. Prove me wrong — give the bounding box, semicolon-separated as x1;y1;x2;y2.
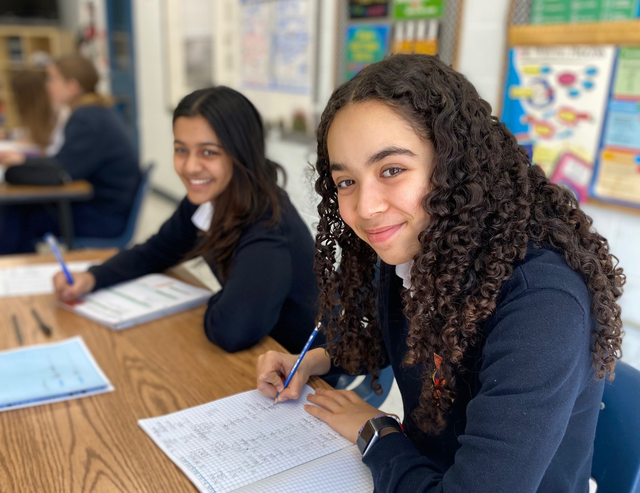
256;54;624;492
0;55;139;254
54;86;320;355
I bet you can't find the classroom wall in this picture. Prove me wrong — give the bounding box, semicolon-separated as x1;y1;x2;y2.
455;0;511;113
132;0;182;197
132;0;640;361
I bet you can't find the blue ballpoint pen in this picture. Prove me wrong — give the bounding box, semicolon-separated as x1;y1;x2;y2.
44;233;74;285
274;324;320;404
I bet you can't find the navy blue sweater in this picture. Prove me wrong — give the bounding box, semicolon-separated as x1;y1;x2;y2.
33;105;140;237
353;247;603;492
88;193;319;354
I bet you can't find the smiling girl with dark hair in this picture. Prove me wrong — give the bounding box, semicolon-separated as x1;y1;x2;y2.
257;54;624;492
54;86;319;354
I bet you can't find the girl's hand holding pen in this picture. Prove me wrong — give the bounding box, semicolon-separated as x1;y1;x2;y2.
53;271;96;302
256;351;310;402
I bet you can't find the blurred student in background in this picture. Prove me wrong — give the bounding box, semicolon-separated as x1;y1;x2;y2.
0;54;140;254
10;69;56;154
54;86;319;355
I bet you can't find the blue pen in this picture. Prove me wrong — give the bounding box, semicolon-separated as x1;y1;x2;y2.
44;233;74;285
275;324;320;404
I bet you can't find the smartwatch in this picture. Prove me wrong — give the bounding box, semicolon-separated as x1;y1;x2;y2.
356;415;403;457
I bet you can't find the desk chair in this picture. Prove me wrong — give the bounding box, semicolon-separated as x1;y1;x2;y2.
70;164;154;250
335;366;395;408
591;361;640;493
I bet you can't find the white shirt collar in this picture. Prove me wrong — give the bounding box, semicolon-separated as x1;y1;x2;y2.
395;259;414;291
191;201;214;232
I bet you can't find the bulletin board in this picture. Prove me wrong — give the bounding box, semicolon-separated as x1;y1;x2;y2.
503;5;640;210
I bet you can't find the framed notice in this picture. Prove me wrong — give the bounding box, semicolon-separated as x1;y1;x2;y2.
501;45;616;201
345;24;390;81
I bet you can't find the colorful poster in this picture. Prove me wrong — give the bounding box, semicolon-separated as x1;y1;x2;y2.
501;46;616;202
530;0;571;24
349;0;389;18
600;0;640;19
613;47;640;100
393;0;443;20
241;0;313;93
591;46;640;208
531;0;639;23
345;25;390;81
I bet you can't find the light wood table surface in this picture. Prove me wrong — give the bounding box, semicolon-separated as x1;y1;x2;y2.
0;249;330;492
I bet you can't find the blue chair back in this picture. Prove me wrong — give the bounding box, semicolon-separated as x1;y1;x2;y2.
592;361;640;493
72;164;154;249
335;366;395;409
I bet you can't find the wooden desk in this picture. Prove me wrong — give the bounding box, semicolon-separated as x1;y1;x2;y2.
0;250;329;492
0;180;93;249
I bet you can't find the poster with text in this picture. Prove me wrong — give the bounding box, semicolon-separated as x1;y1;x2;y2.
501;46;615;202
591;46;640;208
349;0;389;18
241;0;313;94
345;24;390;81
393;0;444;20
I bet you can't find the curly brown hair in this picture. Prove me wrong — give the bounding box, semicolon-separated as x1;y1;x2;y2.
314;54;625;435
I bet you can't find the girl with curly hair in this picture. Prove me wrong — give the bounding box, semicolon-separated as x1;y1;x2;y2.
257;54;624;492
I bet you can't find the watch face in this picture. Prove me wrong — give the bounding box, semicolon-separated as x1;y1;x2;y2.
360;421;375;444
357;420;375;455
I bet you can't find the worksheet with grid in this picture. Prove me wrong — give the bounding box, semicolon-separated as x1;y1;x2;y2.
139;386;364;493
234;445;373;492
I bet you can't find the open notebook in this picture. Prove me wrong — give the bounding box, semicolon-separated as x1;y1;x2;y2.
139;386;373;492
62;274;212;330
0;337;113;412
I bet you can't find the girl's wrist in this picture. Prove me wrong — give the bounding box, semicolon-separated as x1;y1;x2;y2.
304;348;331;376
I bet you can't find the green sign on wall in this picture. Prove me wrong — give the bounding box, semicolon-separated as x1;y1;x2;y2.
530;0;639;24
393;0;444;20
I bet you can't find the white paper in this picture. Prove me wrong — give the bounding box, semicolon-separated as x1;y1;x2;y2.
139;386;371;493
0;261;100;298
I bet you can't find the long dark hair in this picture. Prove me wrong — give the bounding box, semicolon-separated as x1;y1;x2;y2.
174;86;286;281
314;54;624;435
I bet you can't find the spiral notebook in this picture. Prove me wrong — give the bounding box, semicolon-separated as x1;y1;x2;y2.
138;386;373;492
62;274;212;330
0;337;113;412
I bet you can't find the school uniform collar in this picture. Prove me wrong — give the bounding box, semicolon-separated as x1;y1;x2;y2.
191;201;214;232
395;259;414;291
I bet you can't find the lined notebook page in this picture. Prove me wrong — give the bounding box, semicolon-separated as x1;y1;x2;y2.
138;386;355;493
235;445;373;492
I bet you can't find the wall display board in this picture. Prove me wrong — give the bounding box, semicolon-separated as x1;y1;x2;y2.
591;46;640;208
344;24;391;81
530;0;640;24
349;0;389;19
501;45;616;202
241;0;314;94
393;0;444;20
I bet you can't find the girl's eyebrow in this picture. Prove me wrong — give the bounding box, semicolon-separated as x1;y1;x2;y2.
330;146;416;173
174;139;222;147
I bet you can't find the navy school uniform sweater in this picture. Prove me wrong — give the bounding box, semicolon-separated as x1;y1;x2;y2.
335;246;604;492
88;192;319;354
35;105;140;237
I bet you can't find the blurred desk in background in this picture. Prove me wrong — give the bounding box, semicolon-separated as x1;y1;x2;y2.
0;180;93;249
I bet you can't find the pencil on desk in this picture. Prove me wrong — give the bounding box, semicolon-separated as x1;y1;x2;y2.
12;315;23;345
31;308;52;336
